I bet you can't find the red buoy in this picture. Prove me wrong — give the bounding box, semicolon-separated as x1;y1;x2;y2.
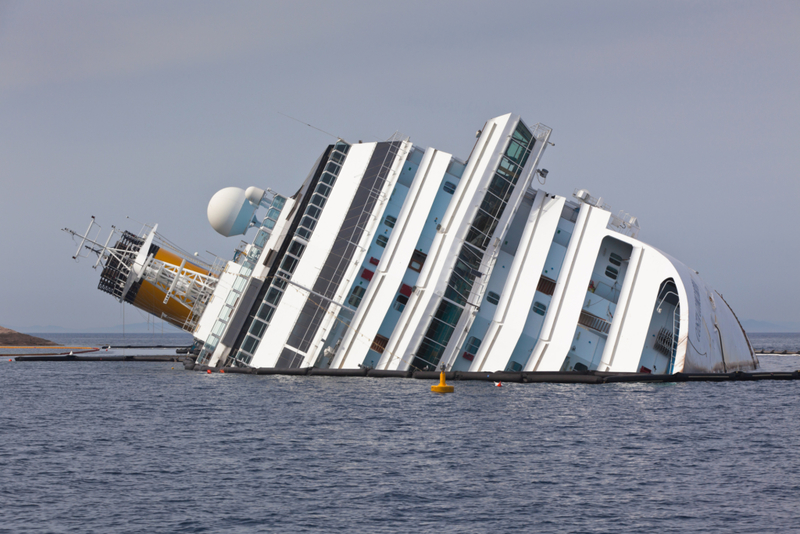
206;369;211;374
220;369;225;373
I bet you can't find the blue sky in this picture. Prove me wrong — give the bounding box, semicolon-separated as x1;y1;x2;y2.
1;0;798;331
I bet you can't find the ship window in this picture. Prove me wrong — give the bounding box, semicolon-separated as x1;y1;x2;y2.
325;161;340;174
504;140;528;166
443;181;457;194
296;228;311;240
257;304;275;322
488;174;512;200
315;183;331;197
393;294;408;312
609;253;623;266
310;194;326;208
267;208;281;220
272;196;286;209
533;301;547;316
605;266;619;280
288;241;306;258
280;256;298;273
497;157;521;185
486;291;500;305
265;287;283;305
254;230;270;248
376;235;389;248
262;219;276;230
371;334;389;354
273;277;287;290
300;216;317;232
249;320;267;339
506;361;523;372
241;336;258;354
305;205;321;220
384;215;397;228
320;171;336;185
465;336;481;354
408;250;427;273
348;286;366;307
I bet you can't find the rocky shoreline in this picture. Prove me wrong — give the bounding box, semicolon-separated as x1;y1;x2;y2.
0;326;60;346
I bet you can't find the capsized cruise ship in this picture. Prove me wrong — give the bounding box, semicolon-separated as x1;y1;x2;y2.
65;113;758;374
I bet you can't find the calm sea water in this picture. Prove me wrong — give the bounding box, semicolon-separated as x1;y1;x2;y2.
2;335;800;533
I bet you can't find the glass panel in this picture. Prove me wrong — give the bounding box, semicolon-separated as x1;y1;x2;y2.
262;219;276;230
496;158;521;185
273;277;287;290
486;291;500;305
465;226;491;250
325;161;340;174
288;240;306;258
488;174;512;200
348;286;365;307
434;301;463;327
233;277;247;291
300;216;317;232
605;266;618;280
513;122;533;145
384;215;397;228
443;181;456;194
254;230;270;247
315;183;331;197
424;319;455;347
296;227;311;240
212;321;226;336
305;205;321;220
267;208;281;220
310;194;326;208
376;235;388;248
480;192;505;218
249;319;267;338
257;303;275;321
471;210;497;239
265;287;283;305
280;255;298;273
320;171;336;185
533;302;547;316
242;336;258;354
272;196;286;209
504;139;527;165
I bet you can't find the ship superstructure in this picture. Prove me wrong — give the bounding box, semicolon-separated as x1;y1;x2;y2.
66;113;758;374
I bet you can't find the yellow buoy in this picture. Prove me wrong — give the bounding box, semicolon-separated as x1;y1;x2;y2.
431;371;454;394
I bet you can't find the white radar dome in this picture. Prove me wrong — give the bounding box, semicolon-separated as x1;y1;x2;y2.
207;187;259;237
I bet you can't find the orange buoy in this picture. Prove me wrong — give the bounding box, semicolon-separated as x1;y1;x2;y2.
220;369;225;373
431;371;454;393
206;369;212;374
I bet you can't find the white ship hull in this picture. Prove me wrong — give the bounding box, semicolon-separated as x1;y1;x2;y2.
68;113;758;375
